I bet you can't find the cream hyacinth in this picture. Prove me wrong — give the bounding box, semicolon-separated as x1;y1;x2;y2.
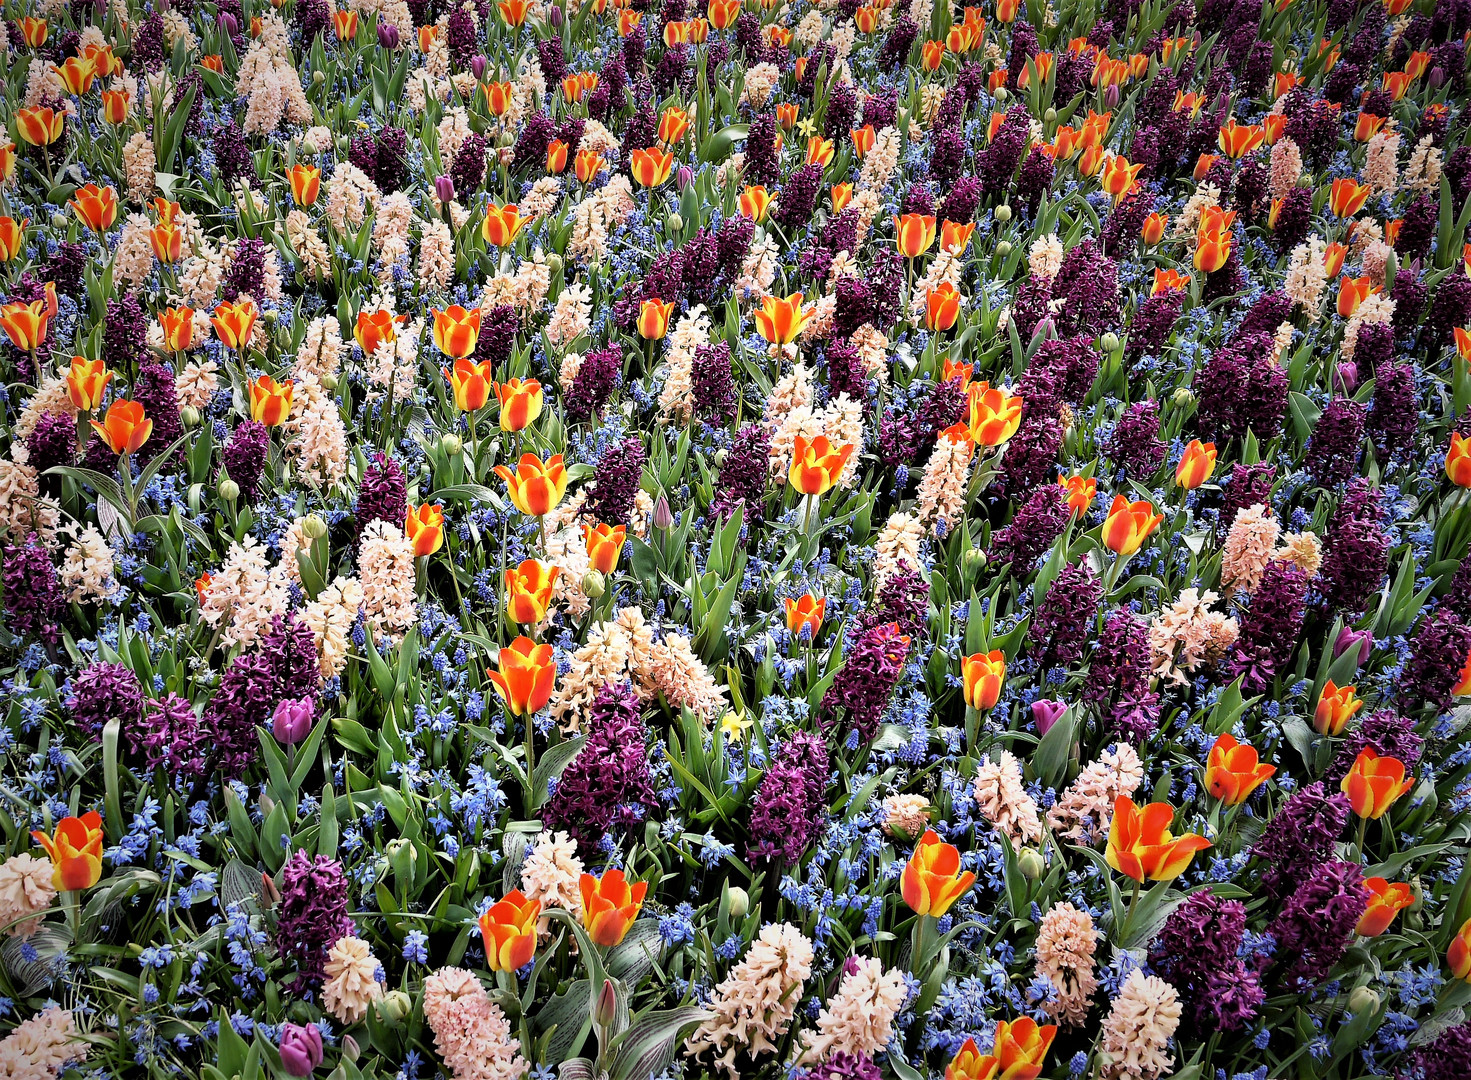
199;536;291;651
302;575;364;679
973;749;1044;846
322;936;385;1024
519;830;585;931
1099;969;1181;1080
359;521;419;640
421;967;529;1080
0;1007;83;1080
685;922;815;1078
1220;504;1280;596
795;956;907;1064
59;526;118;604
880;792;931;836
1034;902;1100;1027
0;853;56;938
1046;743;1145;842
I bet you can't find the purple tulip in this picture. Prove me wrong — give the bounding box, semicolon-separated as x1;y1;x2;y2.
278;1023;323;1078
377;22;400;48
272;697;315;746
471;55;488;80
548;2;564;27
1334;361;1358;394
1430;67;1446;89
1031;699;1066;737
1333;627;1373;669
677;165;694;190
1104;84;1121;109
434;175;456;204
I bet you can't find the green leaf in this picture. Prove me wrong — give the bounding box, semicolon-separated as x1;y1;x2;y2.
608;1005;712;1080
532;736;587;809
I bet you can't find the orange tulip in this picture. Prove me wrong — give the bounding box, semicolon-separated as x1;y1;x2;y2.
1153;268;1190;295
755;292;811;345
987;111;1009;144
90;399;153;455
901;829;977;917
583;523;626;574
1263;114;1286;144
944;1037;998;1080
1106;796;1211;882
53;56;98;96
1192;152;1220;181
962;650;1005;710
482;203;527;248
479;889;540;972
1453;647;1471;697
83;43;120;78
0;216;27;261
580;868;647;947
1313;679;1363;736
445;358;494;412
942;357;975;387
31;812;103;892
70;184;118;232
850;124;877;158
708;0;740;28
159;307;195;352
355;308;407;356
432;305;482;359
1382;70;1411;101
1102;494;1162;557
893;213;937;259
494;378;544;432
739;185;773;222
545;138;569;173
495;453;570;517
1099;155;1144;204
658;107;691;145
996;0;1018;20
505;558;560;624
17;17;48;48
1446;432;1471;486
804;136;835;169
405;503;445;557
1458;327;1471;364
249;375;294;426
15;106;64;146
1356;878;1414;937
332;9;358;38
923;39;946;71
785;593;826;638
499;0;530;24
617;9;642;34
484;81;514;117
1077;144;1107;178
1322;241;1349;279
1051;125;1080;160
1329;177;1372;218
1449;916;1471;980
1217;120;1265;159
926;283;962;332
211;299;258;351
990;1017;1057;1080
966;383;1023;446
789;434;854;496
831;182;853;213
629;146;674;188
286;164;320;206
1337;275;1377;319
148;222;183;264
638;298;676;340
574;149;606;183
940;220;976;254
1175;439;1216;489
0;294;53;352
1354;112;1387;143
1342;748;1414;819
1204;733;1276;806
561;72;589;103
201;53;225;73
487;635;557;716
1194;228;1232;274
66;357;112;412
1057;473;1096;516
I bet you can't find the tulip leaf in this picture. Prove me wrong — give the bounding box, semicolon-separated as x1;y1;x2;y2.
607;1005;712;1080
531;735;586;809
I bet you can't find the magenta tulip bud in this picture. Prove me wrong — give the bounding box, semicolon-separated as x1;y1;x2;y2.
1104;84;1121;109
435;175;456;203
1030;699;1066;737
471;55;488;80
378;22;400;48
278;1023;323;1078
1333;627;1373;669
1334;360;1358;394
549;2;564;26
218;11;238;34
652;494;674;530
1430;66;1445;89
677;165;694;190
272;697;315;746
594;979;618;1026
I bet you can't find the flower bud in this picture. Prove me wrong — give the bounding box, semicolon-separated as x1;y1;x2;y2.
1104;84;1121;109
1348;986;1380;1015
379;990;412;1025
218;11;239;34
994;240;1012;257
1030;699;1065;736
181;405;201;428
653;494;674;530
594;979;618;1027
218;478;241;503
261;871;282;905
665;212;684;232
582;569;606;598
549;2;564;26
994;87;1009;103
272;697;315;746
377;22;400;48
342;1035;361;1063
994;204;1012;223
1172;386;1195;408
1100;331;1120;353
440;432;463;456
963;547;987;573
1018;848;1044;880
259;792;275;817
435;175;456;204
321;372;339;390
1430;66;1445;89
498;130;517;148
313;69;326;84
677;165;694;190
727;886;749;918
1044;107;1057;124
471;56;488;80
545;253;563;276
51;212;67;230
303;514;329;540
1334;360;1358;394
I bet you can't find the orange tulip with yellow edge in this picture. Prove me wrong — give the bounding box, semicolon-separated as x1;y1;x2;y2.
1329;177;1372;218
405;503;445;557
1205;733;1276;806
805;136;835;168
484;81;514;116
479;890;540;972
1217;119;1265;158
1058;473;1096;516
332;9;358;38
1453;647;1471;697
1337;275;1377;319
32;812;104;892
617;9;643;35
70;184;117;232
496;453;570;517
789;435;854;496
0;295;53;353
894;213;937;259
851;124;877;157
211;299;258;351
739;185;773;221
17;17;48;48
53;56;98;96
923;40;946;70
432;305;482;359
940;220;976;254
487;636;557;716
287;164;320;206
583;523;626;575
991;1017;1057;1080
580;868;647;946
1313;679;1363;735
966;383;1023;446
1355;112;1387;142
1152;268;1189;295
494;378;544;432
159;307;195;352
15;107;64;146
708;0;740;28
1102;494;1163;557
831;183;854;213
1194;227;1232;274
145;220;181;263
443;358;493;413
249;375;294;426
638;298;676;340
629;146;674;187
90;399;153;455
1450;916;1471;980
926;283;961;332
962;650;1005;710
658;107;691;145
499;0;529;24
355;309;406;356
1192;152;1220;181
755;292;811;345
1357;878;1415;937
1106;795;1211;882
574;149;605;183
544;139;569;174
996;0;1018;20
784;593;825;638
84;43;119;77
0;217;27;262
66;357;111;412
901;829;976;917
944;1037;998;1080
482;204;527;248
505;558;560;624
1175;439;1216;489
1445;432;1471;486
1341;748;1413;820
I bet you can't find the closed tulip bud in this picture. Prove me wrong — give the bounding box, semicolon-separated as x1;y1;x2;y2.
181;405;200;427
666;212;684;232
312;68;326;84
440;432;463;456
272;697;315;745
302;514;328;540
582;569;606;598
1105;83;1121;108
677;165;693;190
994;86;1009;102
435;175;456;203
546;253;563;276
1333;627;1373;668
342;1036;360;1063
1348;986;1380;1015
549;2;564;25
379;990;412;1025
1044;107;1057;123
963;547;987;573
218;478;241;502
1018;848;1044;879
1100;331;1120;352
1172;386;1195;407
727;885;749;917
1030;699;1065;736
994;204;1012;222
321;372;339;391
471;56;488;80
995;240;1012;256
378;22;400;47
653;494;674;529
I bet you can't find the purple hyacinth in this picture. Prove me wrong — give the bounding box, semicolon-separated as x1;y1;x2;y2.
564;345;622;423
991;484;1070;570
774;164;821;231
585;435;645;526
979;110;1029;198
1403;1021;1471;1080
544;683;655;854
1148;892;1263;1033
1227;559;1309;694
1015;144;1056;216
747;729;829;864
356;453;407;542
222;420;269;502
710;423;767;526
1429;273;1471;352
213;119;255;186
1085;608;1158;743
796;1054;881;1080
67;662;145;743
1269;860;1369;989
1251;780;1351;902
876;14;917;69
1402;609;1471;714
274;851;355;989
1102;190;1154;258
3;539;62;644
1127;289;1183;360
261;614;319;704
743;113;780;187
1217;462;1276;537
447;131;488;197
26;412;75;476
1327;709;1424;787
443;7;477;67
1029;560;1101;670
375;127;409;192
856;563;930;643
996;414;1063;500
222;237;268;301
1304;398;1365;488
1397;191;1438;262
1105;400;1166;478
139;693;210;776
1051;240;1120;337
102;294;149;372
825;340;868;402
939;176;983;225
692;342;736;422
832;277;876;340
471;304;519;369
203;650;275;779
1367;361;1417;460
1195;334;1289;444
821;623;909;741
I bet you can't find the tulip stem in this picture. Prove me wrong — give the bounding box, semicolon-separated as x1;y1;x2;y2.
1119;877;1142;943
802;493;814;538
1356;814;1368;859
